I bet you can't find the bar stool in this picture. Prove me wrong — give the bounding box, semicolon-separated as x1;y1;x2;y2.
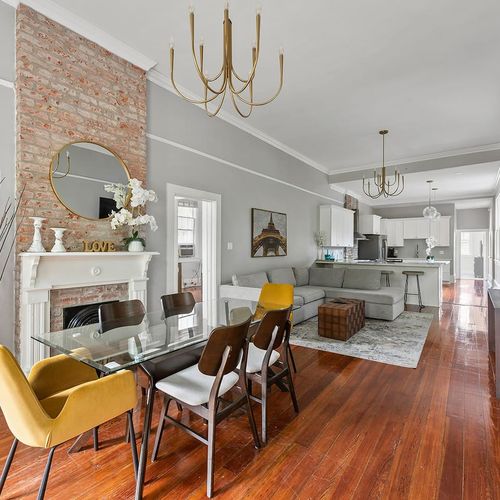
402;270;424;311
381;270;394;286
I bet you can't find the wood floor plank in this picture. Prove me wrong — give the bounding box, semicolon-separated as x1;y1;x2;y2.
0;280;498;499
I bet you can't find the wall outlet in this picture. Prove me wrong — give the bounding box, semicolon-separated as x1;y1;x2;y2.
439;250;444;255
227;242;233;250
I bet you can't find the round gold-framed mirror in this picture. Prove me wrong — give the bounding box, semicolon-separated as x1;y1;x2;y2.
49;141;130;220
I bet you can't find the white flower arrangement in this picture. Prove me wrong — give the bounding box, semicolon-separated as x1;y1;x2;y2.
104;179;158;246
314;231;327;247
425;235;437;257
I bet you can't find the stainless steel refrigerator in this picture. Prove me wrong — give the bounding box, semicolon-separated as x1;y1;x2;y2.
357;234;387;261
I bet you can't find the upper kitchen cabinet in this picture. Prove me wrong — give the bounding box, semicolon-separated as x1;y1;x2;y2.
319;204;354;248
358;215;381;235
430;217;451;246
384;216;451;246
381;219;405;247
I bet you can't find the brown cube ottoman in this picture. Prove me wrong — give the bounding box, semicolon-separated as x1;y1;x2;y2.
318;298;365;341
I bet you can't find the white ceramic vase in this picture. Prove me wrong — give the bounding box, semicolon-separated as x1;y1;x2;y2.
50;227;67;253
128;240;144;252
27;217;46;253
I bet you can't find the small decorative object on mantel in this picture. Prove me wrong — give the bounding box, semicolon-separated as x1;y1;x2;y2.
314;231;327;260
27;217;46;253
50;227;67;253
104;178;158;252
82;240;116;252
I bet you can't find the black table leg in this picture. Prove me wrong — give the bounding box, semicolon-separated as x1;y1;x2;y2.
134;370;155;500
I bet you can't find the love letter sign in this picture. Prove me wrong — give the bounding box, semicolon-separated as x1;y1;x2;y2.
82;240;116;252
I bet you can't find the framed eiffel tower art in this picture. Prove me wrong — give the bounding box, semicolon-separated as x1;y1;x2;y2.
251;208;287;258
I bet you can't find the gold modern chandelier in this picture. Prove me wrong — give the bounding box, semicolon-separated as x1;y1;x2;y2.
362;130;405;199
169;3;284;118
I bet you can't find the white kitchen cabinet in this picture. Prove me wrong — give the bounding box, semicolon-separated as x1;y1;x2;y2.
403;219;418;239
319;204;354;248
382;219;405;247
430;217;451;246
417;218;431;239
358;215;381;235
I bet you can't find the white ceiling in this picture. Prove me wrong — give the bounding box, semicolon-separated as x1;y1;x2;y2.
335;163;500;206
48;0;500;175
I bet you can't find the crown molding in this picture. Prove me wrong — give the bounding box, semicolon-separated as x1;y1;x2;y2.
0;0;19;7
147;132;342;205
0;78;14;90
328;183;358;201
19;0;157;71
329;141;500;175
147;69;330;175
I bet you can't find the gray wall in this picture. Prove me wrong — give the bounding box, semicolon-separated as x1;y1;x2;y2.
374;203;456;275
456;208;490;230
146;81;341;306
0;3;16;350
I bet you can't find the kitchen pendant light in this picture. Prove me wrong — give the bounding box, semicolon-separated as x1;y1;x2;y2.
423;180;440;219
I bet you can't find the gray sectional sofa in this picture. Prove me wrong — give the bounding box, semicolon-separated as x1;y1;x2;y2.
224;266;405;323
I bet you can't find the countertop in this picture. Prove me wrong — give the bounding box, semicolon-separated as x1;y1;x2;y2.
315;259;449;268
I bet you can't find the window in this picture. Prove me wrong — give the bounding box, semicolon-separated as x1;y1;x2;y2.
177;200;197;247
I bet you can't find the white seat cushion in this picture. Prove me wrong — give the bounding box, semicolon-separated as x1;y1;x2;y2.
241;343;280;374
155;364;239;406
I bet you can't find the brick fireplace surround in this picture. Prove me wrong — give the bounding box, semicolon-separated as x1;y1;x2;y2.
15;5;148;359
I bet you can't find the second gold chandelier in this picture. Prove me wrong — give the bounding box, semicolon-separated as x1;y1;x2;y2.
169;3;284;118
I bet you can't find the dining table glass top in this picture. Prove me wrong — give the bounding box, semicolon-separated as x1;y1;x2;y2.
32;298;292;374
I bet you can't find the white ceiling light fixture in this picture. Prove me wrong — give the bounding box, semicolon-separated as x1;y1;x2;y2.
423;180;440;219
168;2;284;118
432;187;441;219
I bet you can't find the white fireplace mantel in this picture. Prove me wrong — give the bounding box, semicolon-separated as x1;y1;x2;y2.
19;251;159;372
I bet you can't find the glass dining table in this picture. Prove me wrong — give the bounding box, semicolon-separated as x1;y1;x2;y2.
32;297;292;500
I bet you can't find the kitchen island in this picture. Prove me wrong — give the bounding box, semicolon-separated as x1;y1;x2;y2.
315;259;448;307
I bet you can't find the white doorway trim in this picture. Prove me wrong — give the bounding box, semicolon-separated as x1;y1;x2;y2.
166;183;222;300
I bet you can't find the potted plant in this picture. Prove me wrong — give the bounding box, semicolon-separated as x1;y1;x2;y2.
105;178;158;252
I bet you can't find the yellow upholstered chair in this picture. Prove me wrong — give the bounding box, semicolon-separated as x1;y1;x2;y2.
257;283;297;372
0;346;138;499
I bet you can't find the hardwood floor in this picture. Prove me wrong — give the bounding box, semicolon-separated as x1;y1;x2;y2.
1;280;499;499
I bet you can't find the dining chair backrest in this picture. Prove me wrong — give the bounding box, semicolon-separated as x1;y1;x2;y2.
0;346;50;447
98;299;146;333
252;307;291;351
259;283;294;308
198;317;252;377
160;292;196;318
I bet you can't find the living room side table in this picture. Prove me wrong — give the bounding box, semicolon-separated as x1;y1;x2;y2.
318;298;365;341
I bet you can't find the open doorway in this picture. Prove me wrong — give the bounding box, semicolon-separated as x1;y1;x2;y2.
166;184;221;304
458;230;487;279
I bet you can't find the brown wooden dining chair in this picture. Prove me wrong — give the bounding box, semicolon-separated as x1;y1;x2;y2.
242;306;299;445
98;295;205;444
98;299;146;333
161;291;196;317
151;317;260;498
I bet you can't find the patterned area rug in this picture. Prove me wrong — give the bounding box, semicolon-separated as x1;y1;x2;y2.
290;311;434;368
